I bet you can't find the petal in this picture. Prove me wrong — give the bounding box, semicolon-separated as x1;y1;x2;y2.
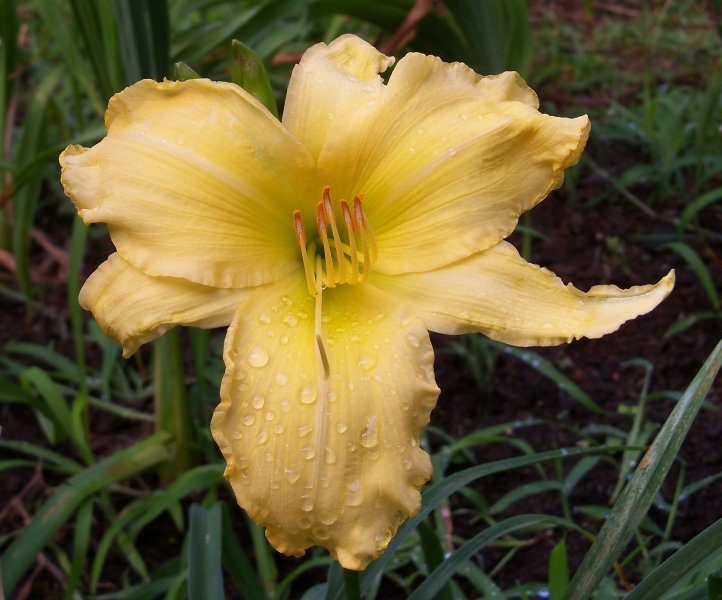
80;253;250;357
372;241;675;346
60;79;315;288
282;35;395;164
211;275;439;570
289;38;589;275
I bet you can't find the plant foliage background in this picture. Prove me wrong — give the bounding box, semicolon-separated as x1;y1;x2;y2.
1;0;721;598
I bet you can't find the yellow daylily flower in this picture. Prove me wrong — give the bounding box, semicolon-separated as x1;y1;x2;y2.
60;35;674;570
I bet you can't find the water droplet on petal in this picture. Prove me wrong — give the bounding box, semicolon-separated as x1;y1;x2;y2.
299;384;317;404
320;514;337;525
232;431;243;440
280;335;289;345
233;368;247;381
447;147;457;156
265;410;275;421
298;517;312;529
275;423;284;433
314;527;330;540
325;447;337;464
258;314;271;325
301;495;313;511
242;414;255;426
251;394;265;409
297;424;312;437
358;354;376;371
360;415;378;449
256;431;269;445
280;398;292;413
327;390;338;402
282;313;298;327
405;334;420;348
300;445;316;460
275;372;289;386
346;480;362;506
284;468;300;484
402;458;412;470
248;345;269;368
281;295;293;306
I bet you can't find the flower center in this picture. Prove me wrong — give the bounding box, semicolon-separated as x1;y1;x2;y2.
293;186;377;297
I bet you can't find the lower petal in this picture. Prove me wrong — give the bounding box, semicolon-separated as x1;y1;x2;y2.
372;241;675;346
80;253;250;356
211;275;439;570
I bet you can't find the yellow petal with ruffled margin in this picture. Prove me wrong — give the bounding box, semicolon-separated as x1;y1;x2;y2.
282;34;589;275
372;241;675;346
60;79;315;288
80;253;250;357
211;274;439;570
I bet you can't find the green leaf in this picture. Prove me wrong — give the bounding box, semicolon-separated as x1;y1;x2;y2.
174;61;201;81
188;503;224;600
549;541;569;600
0;432;172;597
408;515;578;599
627;518;722;599
562;339;722;600
231;40;278;117
664;242;720;310
219;502;266;600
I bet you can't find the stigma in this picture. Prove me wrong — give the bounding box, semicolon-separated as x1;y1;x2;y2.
293;187;377;297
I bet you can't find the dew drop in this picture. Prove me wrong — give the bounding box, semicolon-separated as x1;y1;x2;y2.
350;334;364;344
232;368;247;381
300;445;316;460
264;450;273;462
256;431;269;445
297;424;312;437
402;458;413;471
320;514;337;525
346;480;362;506
336;422;348;434
301;495;314;512
248;345;269;368
265;410;275;421
284;468;300;484
314;527;330;540
280;335;289;345
281;295;292;306
405;333;421;348
298;517;312;529
358;354;376;371
447;147;457;156
400;401;410;412
232;430;243;440
242;414;255;426
282;313;298;327
325;447;337;464
360;415;378;449
327;390;338;402
280;398;292;413
320;476;330;488
275;372;289;386
258;314;271;325
275;424;284;434
251;394;265;409
299;384;317;404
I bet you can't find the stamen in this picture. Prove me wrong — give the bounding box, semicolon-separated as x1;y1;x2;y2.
294;210;317;296
323;187;347;284
354;195;371;283
341;200;359;283
314;256;330;379
355;194;377;263
316;201;336;287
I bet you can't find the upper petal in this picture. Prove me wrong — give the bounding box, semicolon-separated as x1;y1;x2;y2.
372;241;675;346
61;79;315;288
80;253;251;356
211;274;439;570
285;36;589;275
282;35;394;165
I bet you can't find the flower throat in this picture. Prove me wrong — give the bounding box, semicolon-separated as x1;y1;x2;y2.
293;186;377;298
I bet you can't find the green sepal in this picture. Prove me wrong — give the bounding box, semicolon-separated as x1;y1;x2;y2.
174;61;201;81
230;39;278;117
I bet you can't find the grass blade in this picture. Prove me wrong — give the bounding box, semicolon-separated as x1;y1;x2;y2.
188;503;224;600
0;432;172;597
562;339;722;600
627;518;722;599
